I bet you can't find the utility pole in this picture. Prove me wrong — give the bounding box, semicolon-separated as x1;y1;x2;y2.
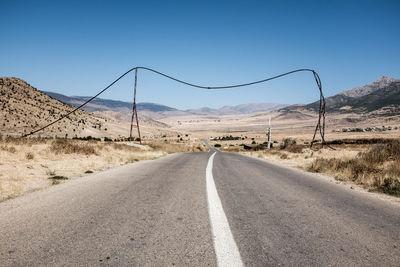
267;116;271;149
129;69;142;144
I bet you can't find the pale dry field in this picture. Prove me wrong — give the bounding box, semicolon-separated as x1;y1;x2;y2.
160;109;400;141
179;110;400;196
0;138;206;201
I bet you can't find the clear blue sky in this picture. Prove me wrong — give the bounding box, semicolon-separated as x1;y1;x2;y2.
1;0;399;109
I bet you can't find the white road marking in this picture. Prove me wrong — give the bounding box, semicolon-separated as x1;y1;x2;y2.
206;152;244;267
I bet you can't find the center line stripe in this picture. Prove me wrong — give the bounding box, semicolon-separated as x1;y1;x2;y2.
206;152;244;267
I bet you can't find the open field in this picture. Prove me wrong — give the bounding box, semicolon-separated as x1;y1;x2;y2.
0;137;206;201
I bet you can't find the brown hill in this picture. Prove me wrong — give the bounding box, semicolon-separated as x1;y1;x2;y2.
292;76;400;114
0;77;130;138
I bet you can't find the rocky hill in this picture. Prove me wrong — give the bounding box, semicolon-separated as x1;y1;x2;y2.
284;76;400;115
0;77;129;138
339;76;398;98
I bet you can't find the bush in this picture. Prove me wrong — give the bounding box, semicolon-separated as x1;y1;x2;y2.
25;152;34;160
72;136;101;141
286;145;303;153
214;144;221;148
280;138;296;149
212;135;241;141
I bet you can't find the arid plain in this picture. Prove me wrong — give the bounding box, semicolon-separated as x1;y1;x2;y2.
1;76;400;200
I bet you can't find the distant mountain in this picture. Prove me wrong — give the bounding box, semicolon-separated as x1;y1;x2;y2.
43;91;288;119
186;103;287;115
339;76;398;98
283;76;400;115
43;91;177;113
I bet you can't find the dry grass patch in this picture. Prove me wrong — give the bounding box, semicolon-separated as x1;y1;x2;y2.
0;138;206;201
50;139;98;155
223;137;400;197
307;140;400;196
147;141;207;153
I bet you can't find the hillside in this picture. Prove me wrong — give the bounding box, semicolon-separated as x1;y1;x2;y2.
0;77;129;138
283;76;400;115
339;76;398;98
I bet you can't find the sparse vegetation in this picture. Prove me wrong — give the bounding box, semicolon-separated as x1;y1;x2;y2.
220;137;400;197
0;137;206;201
280;138;296;149
213;135;241;141
49;175;68;185
50;175;68;180
307;140;400;196
25;152;34;160
50;139;98;155
148;141;206;153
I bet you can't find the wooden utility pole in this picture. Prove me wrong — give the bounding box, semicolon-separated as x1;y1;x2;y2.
267;116;271;149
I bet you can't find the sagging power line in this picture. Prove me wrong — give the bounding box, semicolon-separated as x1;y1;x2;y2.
22;67;332;149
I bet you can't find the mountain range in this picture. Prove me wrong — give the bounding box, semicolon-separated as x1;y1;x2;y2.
44;75;400;120
43;91;287;120
284;76;400;115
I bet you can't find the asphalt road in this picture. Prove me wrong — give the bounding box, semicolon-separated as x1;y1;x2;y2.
0;149;399;266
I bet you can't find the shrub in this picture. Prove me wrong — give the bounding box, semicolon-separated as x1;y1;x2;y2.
214;144;221;148
72;136;100;141
25;152;34;160
280;138;296;149
286;145;303;153
280;154;288;159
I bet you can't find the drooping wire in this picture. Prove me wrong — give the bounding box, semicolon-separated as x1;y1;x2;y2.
21;67;135;138
21;67;332;149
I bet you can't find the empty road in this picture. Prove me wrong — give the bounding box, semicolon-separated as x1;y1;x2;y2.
0;148;399;266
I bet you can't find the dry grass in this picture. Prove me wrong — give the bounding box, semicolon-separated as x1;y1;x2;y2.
50;139;98;155
0;138;206;201
225;137;400;197
147;141;206;153
307;140;400;196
